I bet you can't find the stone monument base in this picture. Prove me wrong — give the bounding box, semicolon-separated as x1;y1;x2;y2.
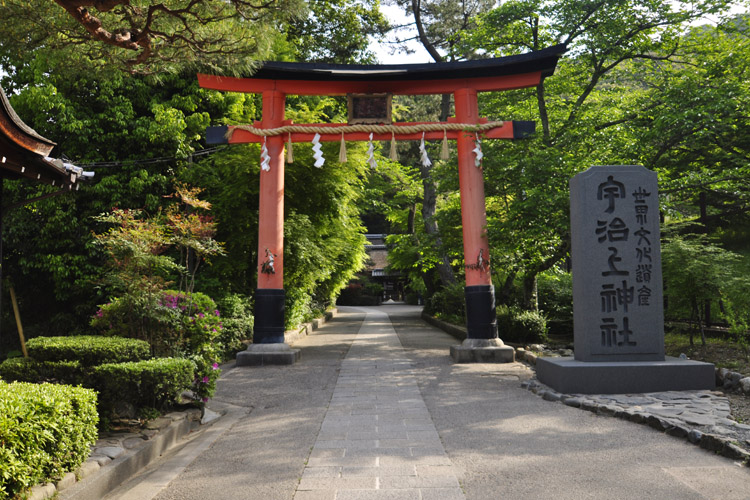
537;356;715;394
236;343;300;366
450;338;515;363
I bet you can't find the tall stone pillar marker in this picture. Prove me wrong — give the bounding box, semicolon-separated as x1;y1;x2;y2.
537;165;714;394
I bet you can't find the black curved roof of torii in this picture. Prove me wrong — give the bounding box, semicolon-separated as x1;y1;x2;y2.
251;44;567;82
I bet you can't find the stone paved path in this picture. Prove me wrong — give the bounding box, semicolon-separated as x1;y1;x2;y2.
79;305;750;500
295;310;464;500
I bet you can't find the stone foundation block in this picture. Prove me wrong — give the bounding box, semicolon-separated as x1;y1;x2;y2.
236;343;301;366
450;338;515;363
536;356;715;394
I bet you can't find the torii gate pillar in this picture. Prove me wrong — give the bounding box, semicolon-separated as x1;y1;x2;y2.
450;88;514;363
237;90;301;366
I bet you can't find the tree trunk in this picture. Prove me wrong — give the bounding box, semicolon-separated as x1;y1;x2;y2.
496;271;517;305
420;163;456;288
522;274;539;311
411;0;456;292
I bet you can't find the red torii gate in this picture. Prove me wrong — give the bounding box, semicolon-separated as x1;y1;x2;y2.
199;45;564;364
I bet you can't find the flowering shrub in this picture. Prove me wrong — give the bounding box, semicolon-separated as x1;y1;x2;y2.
216;293;254;357
92;290;222;402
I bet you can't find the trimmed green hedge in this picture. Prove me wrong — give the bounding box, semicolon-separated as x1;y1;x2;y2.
497;305;548;344
0;357;38;382
0;381;98;499
27;335;151;366
0;358;83;385
92;358;195;414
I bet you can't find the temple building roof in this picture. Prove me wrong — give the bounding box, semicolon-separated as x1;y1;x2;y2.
0;85;89;188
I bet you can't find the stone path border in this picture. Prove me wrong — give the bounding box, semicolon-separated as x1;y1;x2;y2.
29;409;203;500
294;309;466;500
520;376;750;466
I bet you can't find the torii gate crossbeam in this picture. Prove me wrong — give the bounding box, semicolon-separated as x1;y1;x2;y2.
199;44;564;365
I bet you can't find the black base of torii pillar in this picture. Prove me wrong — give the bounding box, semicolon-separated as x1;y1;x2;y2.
236;288;299;366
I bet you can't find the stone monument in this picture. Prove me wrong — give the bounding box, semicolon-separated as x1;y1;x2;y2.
537;165;715;394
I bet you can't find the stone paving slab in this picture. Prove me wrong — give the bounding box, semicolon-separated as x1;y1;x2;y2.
293;310;465;500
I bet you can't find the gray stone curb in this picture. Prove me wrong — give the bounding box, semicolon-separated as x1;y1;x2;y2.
27;408;202;500
716;366;750;395
285;308;338;344
420;312;466;341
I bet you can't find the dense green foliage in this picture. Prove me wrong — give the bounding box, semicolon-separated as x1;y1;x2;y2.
383;0;750;338
0;381;98;499
0;0;749;356
0;0;381;352
496;305;548;345
92;290;222;401
92;358;195;414
1;336;200;419
336;277;384;306
215;294;255;357
0;0;302;74
424;282;466;326
0;357;83;385
26;335;150;365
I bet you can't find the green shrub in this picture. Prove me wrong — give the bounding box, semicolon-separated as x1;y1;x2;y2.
41;360;84;384
0;358;81;384
336;279;383;307
92;358;195;415
425;282;466;326
92;290;222;402
405;291;420;305
27;335;150;366
0;381;98;499
537;270;573;337
0;357;39;382
216;294;254;358
497;305;548;344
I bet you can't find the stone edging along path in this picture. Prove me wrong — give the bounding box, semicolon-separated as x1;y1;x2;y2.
29;408;204;500
516;348;750;466
423;312;750;467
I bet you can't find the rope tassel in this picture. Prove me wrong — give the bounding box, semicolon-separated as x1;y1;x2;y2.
389;132;399;162
339;132;347;163
286;133;294;163
440;130;450;160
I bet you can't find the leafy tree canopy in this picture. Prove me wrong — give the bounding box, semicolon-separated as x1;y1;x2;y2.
0;0;303;74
